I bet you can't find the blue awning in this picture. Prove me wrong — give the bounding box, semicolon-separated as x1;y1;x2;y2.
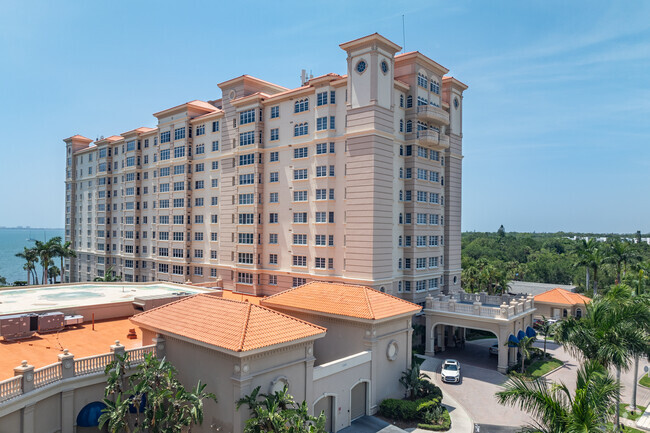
508;334;519;347
77;401;107;427
517;330;526;341
526;326;537;338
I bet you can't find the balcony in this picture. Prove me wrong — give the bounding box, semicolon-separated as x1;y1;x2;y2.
425;291;535;320
417;105;449;125
416;130;450;149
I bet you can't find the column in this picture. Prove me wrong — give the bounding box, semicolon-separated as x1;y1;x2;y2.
58;349;75;379
14;360;35;394
61;389;75;433
153;334;166;359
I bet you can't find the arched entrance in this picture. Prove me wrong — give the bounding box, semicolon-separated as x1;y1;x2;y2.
77;401;108;432
314;395;335;432
350;382;367;421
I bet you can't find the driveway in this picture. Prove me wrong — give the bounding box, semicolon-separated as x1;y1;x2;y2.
420;338;650;430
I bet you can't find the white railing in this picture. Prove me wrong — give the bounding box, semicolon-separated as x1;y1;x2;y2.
485;295;503;306
75;353;114;376
34;363;62;389
0;376;22;403
480;306;499;317
453;303;475;314
126;345;156;364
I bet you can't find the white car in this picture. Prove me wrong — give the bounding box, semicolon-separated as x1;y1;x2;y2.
441;359;461;383
489;344;499;355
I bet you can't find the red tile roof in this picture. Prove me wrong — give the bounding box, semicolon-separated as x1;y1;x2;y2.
130;294;325;352
261;282;421;320
534;288;591;306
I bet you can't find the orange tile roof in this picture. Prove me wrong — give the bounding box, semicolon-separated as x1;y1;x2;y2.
534;288;591;306
130;294;325;353
261;282;421;321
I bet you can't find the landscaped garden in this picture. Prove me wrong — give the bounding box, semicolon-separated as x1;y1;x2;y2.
640;374;650;388
378;361;450;431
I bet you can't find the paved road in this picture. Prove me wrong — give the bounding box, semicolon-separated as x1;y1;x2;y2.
424;338;650;430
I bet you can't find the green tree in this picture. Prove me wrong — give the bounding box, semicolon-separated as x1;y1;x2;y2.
573;238;596;294
496;359;620;433
99;353;216;433
236;385;326;433
536;317;555;359
507;335;536;374
554;285;650;431
53;239;76;284
48;265;60;284
606;239;638;284
0;274;6;286
34;237;60;285
398;363;432;400
95;266;122;282
15;246;39;285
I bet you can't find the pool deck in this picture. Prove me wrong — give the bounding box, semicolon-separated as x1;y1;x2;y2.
0;317;142;380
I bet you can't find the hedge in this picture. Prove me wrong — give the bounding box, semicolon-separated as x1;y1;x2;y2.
379;395;441;421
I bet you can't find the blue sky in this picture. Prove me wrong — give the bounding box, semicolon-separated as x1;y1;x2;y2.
0;1;648;233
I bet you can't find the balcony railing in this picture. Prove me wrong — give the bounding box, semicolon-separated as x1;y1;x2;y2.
425;291;535;320
416;105;449;125
416;130;450;149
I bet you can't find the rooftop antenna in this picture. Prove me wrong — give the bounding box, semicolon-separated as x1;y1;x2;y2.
402;14;406;53
300;69;307;86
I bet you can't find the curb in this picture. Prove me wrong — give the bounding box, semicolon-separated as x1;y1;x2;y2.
540;360;567;379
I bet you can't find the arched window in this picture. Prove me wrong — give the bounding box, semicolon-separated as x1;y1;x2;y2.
293;123;309;137
400;94;404;108
398;236;403;247
406;95;413;108
294;98;309;113
399;119;404;133
441;176;444;186
417;72;428;88
406;120;413;133
399;145;404;156
399;213;403;224
399;167;403;178
399;189;403;200
563;309;568;318
430;80;440;94
576;308;582;319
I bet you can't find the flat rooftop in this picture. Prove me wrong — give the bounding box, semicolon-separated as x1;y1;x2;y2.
0;317;143;380
0;282;211;315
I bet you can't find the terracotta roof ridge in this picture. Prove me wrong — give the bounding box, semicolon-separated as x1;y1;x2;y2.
131;293;199;320
238;302;253;352
362;287;374;319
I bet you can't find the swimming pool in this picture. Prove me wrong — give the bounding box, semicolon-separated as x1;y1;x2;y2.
0;283;210;315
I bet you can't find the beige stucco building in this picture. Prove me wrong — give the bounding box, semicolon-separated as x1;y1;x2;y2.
63;33;467;306
0;282;420;433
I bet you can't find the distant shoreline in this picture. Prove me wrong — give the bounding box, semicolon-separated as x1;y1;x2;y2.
0;227;64;231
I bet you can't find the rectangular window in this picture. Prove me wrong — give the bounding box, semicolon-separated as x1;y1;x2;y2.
316;116;327;131
269;275;278;285
315;257;326;269
211;161;219;170
239;153;255;166
292;277;306;287
270;128;279;141
174;146;185;158
211;197;218;206
212;141;219;152
293;190;308;202
160;149;170;160
269;233;278;244
238;233;254;244
238;253;253;264
293;169;308;180
270;106;279;119
174;128;186;140
269;172;279;182
195;180;204;189
294;147;308;159
159;199;169;209
174;165;185;175
194;249;204;258
238;272;253;284
239;131;255;146
270;151;279;162
173;232;184;241
316;166;327;177
330;91;336;104
329;142;335;153
315;234;326;246
292;255;307;267
159;167;170;176
239;109;255;125
196;163;205;172
269;213;278;223
239;193;254;205
316;143;327;154
293;234;307;245
212;121;219;132
195;198;204;206
269;192;279;203
173;198;185;208
315;212;327;223
315;189;327;200
239;173;255;185
211;179;219;188
293;212;307;223
173;215;184;224
196;143;205;154
330;116;335;130
239;213;254;225
160;131;170;143
317;91;328;106
269;254;278;265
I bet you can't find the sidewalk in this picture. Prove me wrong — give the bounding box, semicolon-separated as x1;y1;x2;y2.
636;403;650;431
410;356;474;433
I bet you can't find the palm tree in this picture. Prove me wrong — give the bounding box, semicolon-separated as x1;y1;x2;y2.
554;285;650;431
606;240;639;284
53;239;75;284
48;265;60;284
35;237;60;285
399;363;431;400
94;266;122;282
506;335;536;374
15;247;39;285
586;244;606;297
573;238;595;293
496;359;620;432
537;316;554;359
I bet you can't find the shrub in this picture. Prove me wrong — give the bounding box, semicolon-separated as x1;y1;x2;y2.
417;408;451;431
379;395;442;422
419;381;442;400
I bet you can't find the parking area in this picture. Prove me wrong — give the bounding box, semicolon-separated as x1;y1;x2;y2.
432;338;499;371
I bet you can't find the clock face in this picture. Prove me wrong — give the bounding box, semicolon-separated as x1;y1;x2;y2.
356;60;367;74
381;60;389;74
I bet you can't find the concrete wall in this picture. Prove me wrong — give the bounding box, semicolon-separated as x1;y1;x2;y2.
534;302;584;320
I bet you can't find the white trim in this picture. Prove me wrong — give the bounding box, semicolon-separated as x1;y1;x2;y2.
313;351;371;381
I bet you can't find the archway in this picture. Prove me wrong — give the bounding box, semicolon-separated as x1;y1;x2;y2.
350;381;368;421
314;395;335;432
429;322;508;371
77;401;108;432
